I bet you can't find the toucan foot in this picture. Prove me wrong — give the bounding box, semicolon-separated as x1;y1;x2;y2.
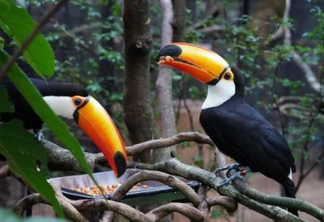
214;163;241;177
34;130;44;141
217;171;246;188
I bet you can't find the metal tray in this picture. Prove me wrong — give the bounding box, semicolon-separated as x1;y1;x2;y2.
48;169;200;206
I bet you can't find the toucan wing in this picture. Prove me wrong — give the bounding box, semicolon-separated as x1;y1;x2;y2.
200;102;295;181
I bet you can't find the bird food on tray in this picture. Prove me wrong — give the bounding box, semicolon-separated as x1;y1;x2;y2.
71;183;150;196
48;169;200;206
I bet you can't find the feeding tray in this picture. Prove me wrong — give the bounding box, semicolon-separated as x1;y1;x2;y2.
48;169;200;206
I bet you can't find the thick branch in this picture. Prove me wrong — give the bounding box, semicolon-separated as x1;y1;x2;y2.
113;170;202;206
13;193;87;222
232;175;324;221
126;132;213;156
10;133;320;221
13;193;45;216
130;159;305;222
70;199;150;222
147;202;204;222
43;140;97;172
52;180;150;222
205;196;237;213
42;132;213;172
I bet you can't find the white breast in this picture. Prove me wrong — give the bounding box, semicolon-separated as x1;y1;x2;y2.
43;96;75;119
202;79;236;109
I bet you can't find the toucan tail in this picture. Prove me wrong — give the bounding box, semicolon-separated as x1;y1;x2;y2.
282;177;299;216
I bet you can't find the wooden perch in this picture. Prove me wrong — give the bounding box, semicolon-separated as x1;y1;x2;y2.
130;159;307;222
5;132;323;221
42;132;214;172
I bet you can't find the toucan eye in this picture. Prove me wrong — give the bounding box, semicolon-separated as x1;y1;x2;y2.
224;72;232;80
74;98;82;106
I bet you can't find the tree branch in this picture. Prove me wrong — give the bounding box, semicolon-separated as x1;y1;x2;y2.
6;132;322;221
266;0;321;92
205;196;237;213
13;193;88;222
113;170;203;206
147;202;204;222
130;159;306;222
0;164;9;179
126;132;213;156
231;173;324;221
41;132;213;173
70;199;150;222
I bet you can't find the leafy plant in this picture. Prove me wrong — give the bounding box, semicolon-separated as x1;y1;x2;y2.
0;0;105;217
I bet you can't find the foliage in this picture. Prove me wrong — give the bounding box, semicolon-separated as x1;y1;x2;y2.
0;0;54;76
0;0;106;217
33;1;126;135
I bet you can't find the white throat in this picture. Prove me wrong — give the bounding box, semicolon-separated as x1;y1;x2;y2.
43;96;75;119
201;79;236;109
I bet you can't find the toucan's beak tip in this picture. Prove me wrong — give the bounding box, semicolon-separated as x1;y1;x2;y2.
114;151;127;178
157;44;182;64
74;96;128;178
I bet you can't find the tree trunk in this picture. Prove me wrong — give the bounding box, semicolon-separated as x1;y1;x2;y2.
172;0;185;42
123;0;155;164
154;0;176;162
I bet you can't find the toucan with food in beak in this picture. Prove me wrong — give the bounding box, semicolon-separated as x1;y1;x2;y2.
0;78;127;178
158;42;298;216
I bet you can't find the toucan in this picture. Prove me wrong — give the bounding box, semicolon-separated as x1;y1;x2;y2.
0;78;127;178
158;42;298;216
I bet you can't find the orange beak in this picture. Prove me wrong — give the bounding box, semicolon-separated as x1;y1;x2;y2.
158;42;231;85
72;96;127;177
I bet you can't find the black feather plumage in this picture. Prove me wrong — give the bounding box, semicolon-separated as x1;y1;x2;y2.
200;66;298;216
0;78;88;130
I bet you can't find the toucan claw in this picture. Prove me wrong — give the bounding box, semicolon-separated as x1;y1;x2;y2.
215;163;252;187
217;171;246;188
34;130;44;141
214;163;241;177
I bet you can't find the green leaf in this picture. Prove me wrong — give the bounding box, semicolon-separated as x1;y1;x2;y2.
0;49;99;215
0;85;14;112
0;36;4;49
0;120;63;217
0;0;54;77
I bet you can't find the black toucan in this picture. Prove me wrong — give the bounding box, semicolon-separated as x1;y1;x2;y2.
0;78;127;178
158;42;298;216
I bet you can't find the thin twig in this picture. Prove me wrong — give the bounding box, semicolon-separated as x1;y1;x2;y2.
297;67;324;192
271;62;286;137
119;132;213;157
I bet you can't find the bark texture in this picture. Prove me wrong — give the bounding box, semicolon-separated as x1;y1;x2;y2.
123;0;155;162
154;0;176;162
172;0;185;42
